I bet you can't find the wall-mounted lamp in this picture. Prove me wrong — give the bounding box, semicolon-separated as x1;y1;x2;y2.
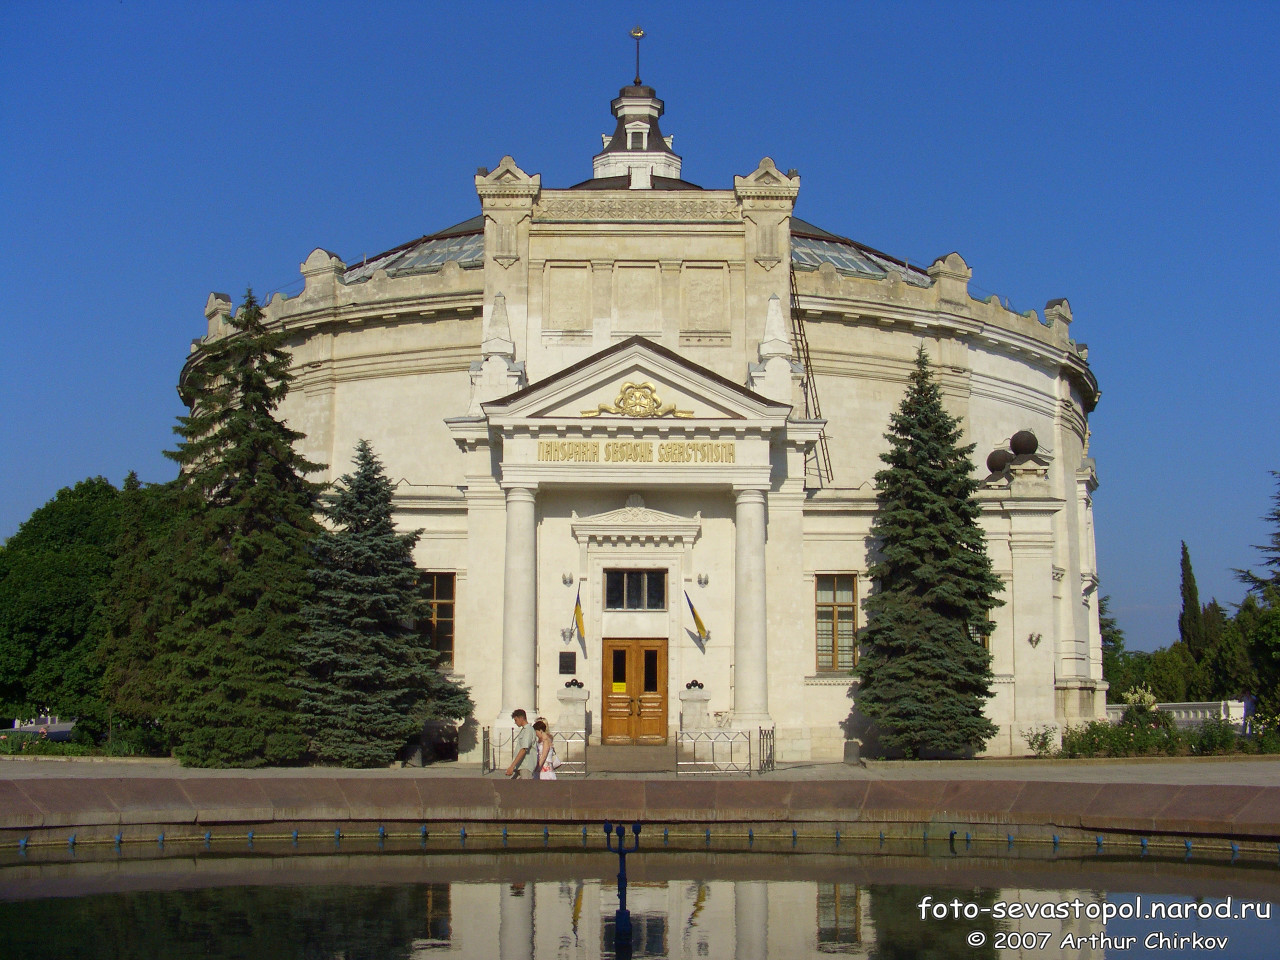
562;572;574;586
697;573;709;587
1027;632;1043;648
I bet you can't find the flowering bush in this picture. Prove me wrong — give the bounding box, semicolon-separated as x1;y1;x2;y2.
1120;685;1157;709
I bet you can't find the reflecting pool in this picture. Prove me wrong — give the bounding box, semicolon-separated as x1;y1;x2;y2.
1;840;1276;959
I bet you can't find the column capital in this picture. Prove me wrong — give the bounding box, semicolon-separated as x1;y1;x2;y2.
733;487;768;503
504;485;538;504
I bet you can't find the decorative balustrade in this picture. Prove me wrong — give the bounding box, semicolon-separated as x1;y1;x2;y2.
1105;700;1245;731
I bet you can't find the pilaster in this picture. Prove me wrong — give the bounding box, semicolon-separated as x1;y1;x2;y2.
476;156;540;367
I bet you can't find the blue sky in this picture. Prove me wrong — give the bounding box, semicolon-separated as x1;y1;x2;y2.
2;2;1276;652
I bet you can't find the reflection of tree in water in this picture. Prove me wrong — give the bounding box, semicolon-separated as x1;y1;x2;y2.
868;885;997;960
0;883;450;960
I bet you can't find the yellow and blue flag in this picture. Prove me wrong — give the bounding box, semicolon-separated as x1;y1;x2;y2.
685;591;708;641
573;585;586;641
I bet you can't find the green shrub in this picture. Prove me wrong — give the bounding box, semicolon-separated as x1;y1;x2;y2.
0;732;90;756
1190;717;1238;755
1253;727;1280;754
1021;724;1057;758
1059;721;1112;758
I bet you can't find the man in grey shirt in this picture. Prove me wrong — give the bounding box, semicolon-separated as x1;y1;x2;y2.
505;709;538;778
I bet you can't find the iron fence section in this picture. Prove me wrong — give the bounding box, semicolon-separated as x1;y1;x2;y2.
758;726;775;774
550;730;587;777
482;727;587;777
675;730;753;776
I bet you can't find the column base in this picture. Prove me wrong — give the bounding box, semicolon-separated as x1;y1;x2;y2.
730;712;774;731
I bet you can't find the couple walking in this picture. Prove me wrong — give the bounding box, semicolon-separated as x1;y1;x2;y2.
504;708;561;780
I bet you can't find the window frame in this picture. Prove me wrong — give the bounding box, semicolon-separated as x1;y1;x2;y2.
416;571;456;672
814;572;858;673
603;568;667;611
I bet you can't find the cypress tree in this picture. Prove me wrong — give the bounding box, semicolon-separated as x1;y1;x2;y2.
857;348;1002;757
1178;541;1207;659
161;289;323;767
295;440;471;767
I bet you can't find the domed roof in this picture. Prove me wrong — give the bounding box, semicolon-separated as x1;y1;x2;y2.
342;212;934;288
343;215;485;283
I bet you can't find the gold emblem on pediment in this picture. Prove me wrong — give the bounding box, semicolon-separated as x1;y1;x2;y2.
581;381;694;419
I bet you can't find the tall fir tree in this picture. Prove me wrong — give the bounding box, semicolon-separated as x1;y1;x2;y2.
95;473;181;749
1236;472;1280;594
295;440;471;767
1178;541;1207;659
857;348;1002;757
161;289;323;767
1099;594;1133;703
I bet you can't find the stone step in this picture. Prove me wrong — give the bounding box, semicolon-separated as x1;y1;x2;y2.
589;744;675;773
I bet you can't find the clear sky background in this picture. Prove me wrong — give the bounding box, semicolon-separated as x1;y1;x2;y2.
2;2;1276;652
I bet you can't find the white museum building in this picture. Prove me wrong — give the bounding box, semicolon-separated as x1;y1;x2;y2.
191;75;1104;759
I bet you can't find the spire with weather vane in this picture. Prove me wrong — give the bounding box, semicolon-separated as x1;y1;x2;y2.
592;25;682;186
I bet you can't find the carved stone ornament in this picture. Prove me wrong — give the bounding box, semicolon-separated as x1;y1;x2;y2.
571;494;702;546
535;196;739;222
581;381;693;418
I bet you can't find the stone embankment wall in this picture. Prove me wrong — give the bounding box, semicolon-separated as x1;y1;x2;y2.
3;778;1277;846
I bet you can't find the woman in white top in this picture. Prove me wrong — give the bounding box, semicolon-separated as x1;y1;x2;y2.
533;718;557;780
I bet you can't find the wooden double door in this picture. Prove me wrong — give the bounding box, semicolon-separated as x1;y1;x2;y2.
602;638;668;744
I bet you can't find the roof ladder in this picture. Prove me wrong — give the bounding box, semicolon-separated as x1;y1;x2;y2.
789;263;833;487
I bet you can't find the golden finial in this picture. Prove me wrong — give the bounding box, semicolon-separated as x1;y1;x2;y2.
630;25;645;84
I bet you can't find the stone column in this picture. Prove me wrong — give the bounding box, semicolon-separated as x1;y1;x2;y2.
498;881;534;960
733;488;772;726
500;486;538;723
734;881;769;960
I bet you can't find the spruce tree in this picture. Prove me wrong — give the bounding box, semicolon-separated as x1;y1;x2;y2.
96;474;181;750
1236;471;1280;594
1099;594;1133;703
858;348;1002;757
161;289;323;767
1178;541;1207;659
295;440;471;767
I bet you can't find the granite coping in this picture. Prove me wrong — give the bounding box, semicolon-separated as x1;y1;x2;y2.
2;777;1277;841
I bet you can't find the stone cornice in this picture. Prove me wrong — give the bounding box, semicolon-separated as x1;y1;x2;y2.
571;496;702;546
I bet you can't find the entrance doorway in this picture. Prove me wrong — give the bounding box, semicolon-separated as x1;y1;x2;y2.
601;638;668;744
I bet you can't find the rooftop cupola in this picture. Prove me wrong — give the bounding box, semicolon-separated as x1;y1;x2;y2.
592;28;682;186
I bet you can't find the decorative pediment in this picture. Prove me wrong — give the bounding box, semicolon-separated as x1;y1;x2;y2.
571;494;701;545
475;156;541;199
482;336;791;425
734;157;800;200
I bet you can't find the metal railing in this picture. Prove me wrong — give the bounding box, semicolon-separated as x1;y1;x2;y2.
758;726;775;774
550;730;587;777
481;727;588;776
675;730;753;776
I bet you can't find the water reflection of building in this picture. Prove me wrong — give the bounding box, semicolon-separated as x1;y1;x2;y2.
408;879;1105;959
